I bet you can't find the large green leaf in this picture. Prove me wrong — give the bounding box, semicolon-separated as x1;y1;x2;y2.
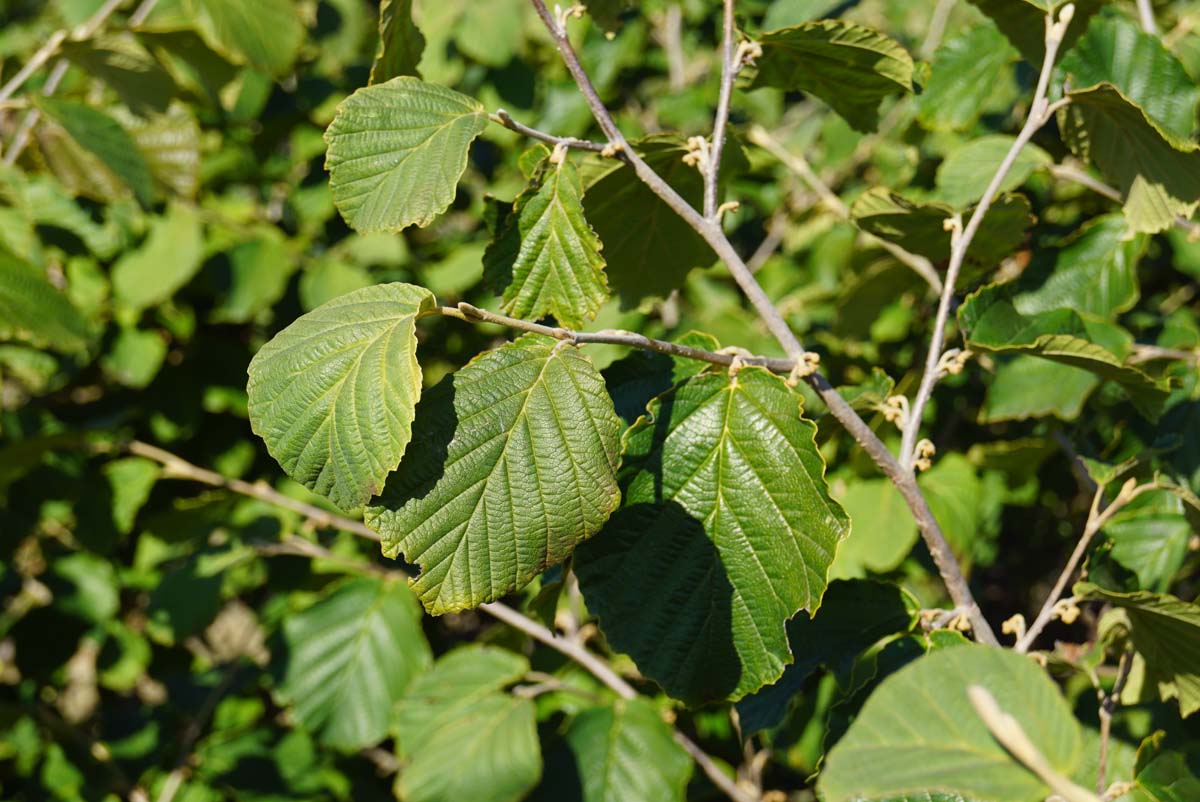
366;334;623;614
917;24;1017;133
1059;13;1200;140
484;158;609;328
539;698;693;802
110;202;204;313
1102;491;1192;591
371;0;424;83
583;136;743;307
276;577;431;750
980;357;1100;423
0;249;90;355
1075;583;1200;718
959;284;1169;419
827;479;919;578
850;188;1033;268
396;646;541;802
935;136;1052;208
187;0;305;76
246;282;436;510
1060;83;1200;234
1134;751;1200;802
750;20;914;132
966;0;1102;65
325;77;487;233
36;97;154;206
818;644;1084;802
737;580;916;734
575;368;849;705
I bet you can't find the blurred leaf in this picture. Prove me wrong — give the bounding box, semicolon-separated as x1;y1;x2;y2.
935;136;1051;208
325;77;488;232
277;577;431;750
1074;583;1200;717
980;357;1100;422
917;24;1017;133
1060;83;1200;234
1134;751;1200;801
575;368;849;705
210;230;297;323
371;0;424;83
123;104;201;199
396;645;540;802
60;34;177;116
188;0;306;76
818;645;1083;802
751;20;914;132
0;249;90;354
247;282;435;510
100;326;168;389
367;335;622;613
1102;491;1191;591
828;478;919;578
36;97;154;206
966;0;1101;64
484;158;608;328
111;201;204;313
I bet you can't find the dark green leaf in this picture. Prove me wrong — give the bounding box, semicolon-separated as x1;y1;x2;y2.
371;0;425;83
36;97;154;205
0;249;90;354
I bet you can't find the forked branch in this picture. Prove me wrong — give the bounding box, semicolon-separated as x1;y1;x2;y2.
525;0;998;645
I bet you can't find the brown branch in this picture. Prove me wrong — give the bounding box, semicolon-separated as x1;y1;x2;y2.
705;0;737;220
525;0;997;645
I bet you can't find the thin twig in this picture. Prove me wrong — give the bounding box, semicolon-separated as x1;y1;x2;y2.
525;0;997;645
1135;0;1158;34
1127;344;1200;365
706;0;737;221
920;0;957;59
1097;647;1134;793
119;440;753;802
440;302;796;372
3;59;67;168
491;110;609;153
1016;481;1158;652
748;124;943;293
129;0;160;27
661;4;687;91
901;5;1076;470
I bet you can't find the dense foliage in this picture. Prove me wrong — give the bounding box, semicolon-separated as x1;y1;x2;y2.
2;1;1200;801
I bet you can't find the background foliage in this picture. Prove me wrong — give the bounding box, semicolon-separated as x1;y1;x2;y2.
1;0;1199;801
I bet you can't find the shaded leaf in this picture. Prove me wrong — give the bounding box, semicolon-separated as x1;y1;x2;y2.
367;335;622;613
0;249;90;355
325;77;488;232
247;282;435;510
36;97;154;206
966;0;1102;65
576;368;849;705
111;201;204;313
60;34;177;116
372;0;424;83
917;25;1017;133
751;20;914;132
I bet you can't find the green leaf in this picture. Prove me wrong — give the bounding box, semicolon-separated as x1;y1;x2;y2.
396;646;541;802
60;34;177;116
124;104;201;199
828;479;919;578
583;136;744;307
959;284;1170;419
543;698;693;802
966;0;1101;65
484;158;608;328
817;644;1084;802
935;135;1052;208
917;25;1017;133
1060;83;1200;234
851;188;1033;268
456;0;525;68
36;97;154;206
247;282;435;511
187;0;305;76
1059;13;1200;140
325;77;487;233
0;249;90;354
575;368;849;705
1006;215;1144;320
211;230;297;324
1134;751;1200;802
1074;583;1200;718
980;357;1100;423
102;457;160;535
367;334;622;613
1102;491;1192;591
737;580;916;734
100;326;168;389
277;577;431;750
111;202;204;313
750;20;914;132
371;0;424;83
601;331;721;424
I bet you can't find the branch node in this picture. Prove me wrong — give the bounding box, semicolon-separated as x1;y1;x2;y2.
553;4;586;34
786;352;821;387
1052;597;1081;625
683;136;712;173
600;141;624;158
549;141;569;165
735;40;763;68
881;394;910;430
